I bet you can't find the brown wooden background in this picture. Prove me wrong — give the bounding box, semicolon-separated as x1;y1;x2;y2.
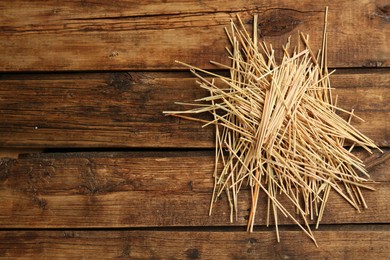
0;1;389;259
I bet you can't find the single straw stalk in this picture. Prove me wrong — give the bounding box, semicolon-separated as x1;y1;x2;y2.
163;9;380;246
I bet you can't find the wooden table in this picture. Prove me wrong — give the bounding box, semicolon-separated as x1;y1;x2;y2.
0;1;389;259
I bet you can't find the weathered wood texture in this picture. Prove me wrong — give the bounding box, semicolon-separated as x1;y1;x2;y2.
0;70;388;148
0;0;389;71
1;1;389;257
0;228;389;259
0;149;388;228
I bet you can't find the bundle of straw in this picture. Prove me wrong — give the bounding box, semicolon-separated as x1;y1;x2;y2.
164;8;380;246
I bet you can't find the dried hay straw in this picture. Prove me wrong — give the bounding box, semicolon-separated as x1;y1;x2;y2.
163;8;380;246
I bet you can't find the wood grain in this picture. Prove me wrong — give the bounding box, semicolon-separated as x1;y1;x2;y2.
0;70;388;148
1;1;388;257
0;149;388;228
0;228;389;259
0;0;389;71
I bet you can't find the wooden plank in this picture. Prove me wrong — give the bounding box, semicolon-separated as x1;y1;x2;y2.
0;149;388;228
0;228;389;259
0;1;388;71
0;70;388;148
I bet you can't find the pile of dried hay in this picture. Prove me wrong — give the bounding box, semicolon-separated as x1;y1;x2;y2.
164;9;379;246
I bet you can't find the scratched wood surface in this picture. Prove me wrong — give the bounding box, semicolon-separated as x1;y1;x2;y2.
0;70;388;148
0;149;389;228
1;228;389;259
0;0;389;259
0;0;389;71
